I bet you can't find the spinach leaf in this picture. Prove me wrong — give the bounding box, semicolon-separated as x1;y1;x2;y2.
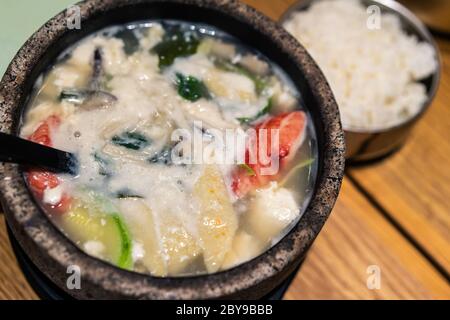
152;30;199;68
215;59;267;94
237;98;272;124
112;132;150;151
93;152;112;177
115;188;144;199
148;146;173;165
114;28;140;55
176;73;210;102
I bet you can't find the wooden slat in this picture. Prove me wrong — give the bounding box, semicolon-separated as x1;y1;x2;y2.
0;216;37;300
242;0;295;20
348;39;450;274
285;179;450;299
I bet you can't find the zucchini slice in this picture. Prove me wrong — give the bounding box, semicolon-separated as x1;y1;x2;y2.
60;199;133;269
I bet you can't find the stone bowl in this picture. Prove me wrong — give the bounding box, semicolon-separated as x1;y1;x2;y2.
0;0;345;299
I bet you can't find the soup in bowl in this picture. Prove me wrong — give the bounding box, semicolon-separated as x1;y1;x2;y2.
0;0;344;299
21;20;318;277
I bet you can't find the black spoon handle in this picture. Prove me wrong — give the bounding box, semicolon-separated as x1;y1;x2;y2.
0;132;78;175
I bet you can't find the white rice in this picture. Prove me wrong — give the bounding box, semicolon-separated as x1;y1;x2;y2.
283;0;438;130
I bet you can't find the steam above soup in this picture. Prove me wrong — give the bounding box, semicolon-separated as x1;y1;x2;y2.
21;21;317;276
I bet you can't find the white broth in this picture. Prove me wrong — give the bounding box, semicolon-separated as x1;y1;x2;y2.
21;21;317;276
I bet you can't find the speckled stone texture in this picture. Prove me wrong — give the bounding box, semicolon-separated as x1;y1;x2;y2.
0;0;345;299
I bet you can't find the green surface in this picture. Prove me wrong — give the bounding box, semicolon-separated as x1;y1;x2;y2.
0;0;76;76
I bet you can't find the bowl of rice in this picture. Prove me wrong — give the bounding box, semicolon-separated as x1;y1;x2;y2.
280;0;441;162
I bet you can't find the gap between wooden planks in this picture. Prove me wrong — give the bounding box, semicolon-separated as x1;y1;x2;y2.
285;178;450;299
348;38;450;277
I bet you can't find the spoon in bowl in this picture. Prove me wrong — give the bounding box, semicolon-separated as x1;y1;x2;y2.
0;132;78;175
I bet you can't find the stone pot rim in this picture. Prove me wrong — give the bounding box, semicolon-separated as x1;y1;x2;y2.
0;0;345;299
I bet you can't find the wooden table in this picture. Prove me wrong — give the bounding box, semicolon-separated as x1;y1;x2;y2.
0;0;449;300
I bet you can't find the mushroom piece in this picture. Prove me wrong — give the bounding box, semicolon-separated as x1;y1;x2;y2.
59;47;118;110
59;89;117;110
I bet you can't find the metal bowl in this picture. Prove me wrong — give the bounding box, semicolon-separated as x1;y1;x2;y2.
280;0;441;163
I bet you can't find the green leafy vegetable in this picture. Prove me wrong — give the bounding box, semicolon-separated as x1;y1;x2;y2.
112;132;150;150
114;28;140;55
237;98;272;124
93;152;112;177
115;188;144;199
148;145;174;165
239;164;256;176
215;59;267;94
152;29;199;68
176;73;210;102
